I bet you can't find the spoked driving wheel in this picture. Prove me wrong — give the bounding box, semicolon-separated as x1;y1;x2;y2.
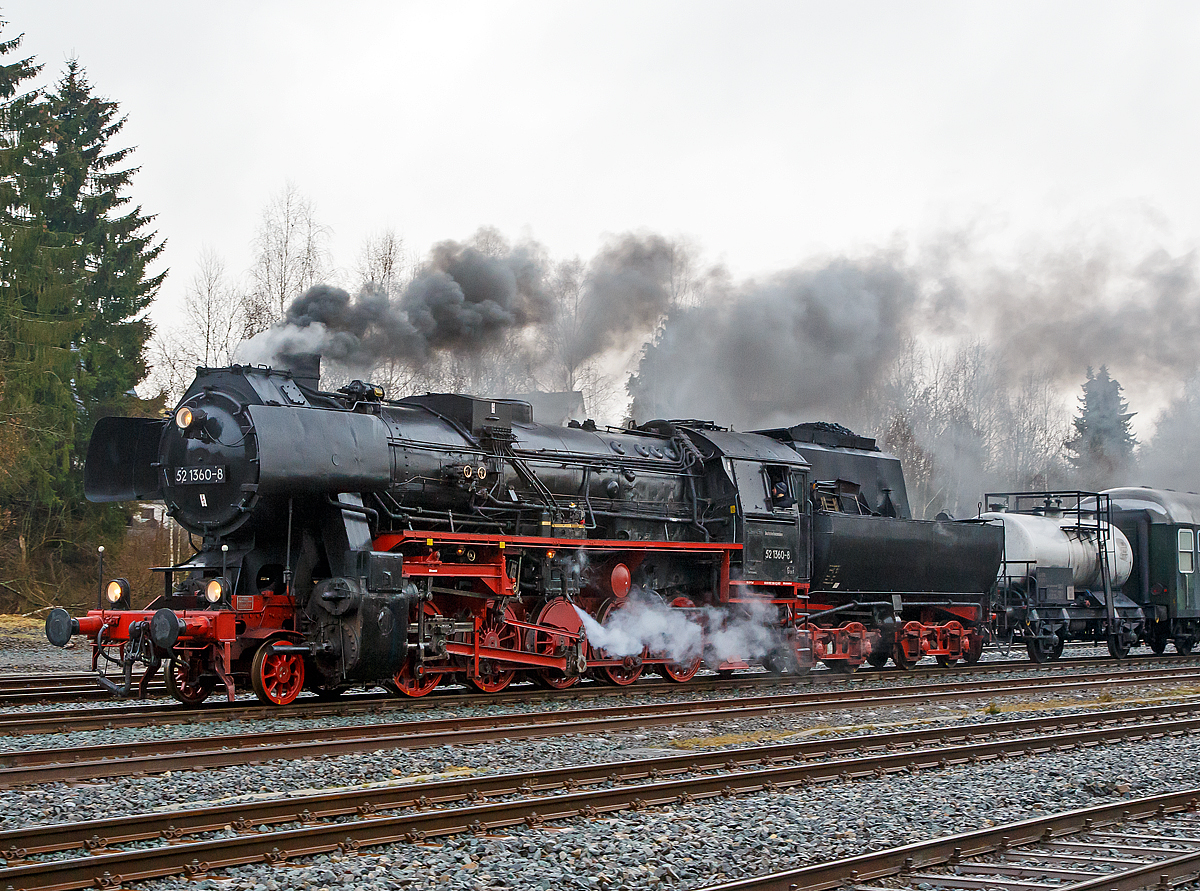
658;595;702;683
251;643;305;705
165;655;216;706
390;603;443;698
590;598;646;686
465;604;520;693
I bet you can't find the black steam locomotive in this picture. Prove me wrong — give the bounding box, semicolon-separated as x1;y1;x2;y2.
46;360;1009;704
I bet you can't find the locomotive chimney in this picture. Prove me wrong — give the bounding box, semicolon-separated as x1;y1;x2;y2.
281;352;322;390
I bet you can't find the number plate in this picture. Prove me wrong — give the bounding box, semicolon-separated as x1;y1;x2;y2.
174;465;226;485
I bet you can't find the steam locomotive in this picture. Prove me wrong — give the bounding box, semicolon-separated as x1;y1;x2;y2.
43;361;1168;705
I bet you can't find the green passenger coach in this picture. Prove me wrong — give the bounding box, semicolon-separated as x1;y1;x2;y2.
1105;487;1200;655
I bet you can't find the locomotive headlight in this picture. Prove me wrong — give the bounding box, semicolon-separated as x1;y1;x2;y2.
105;578;131;605
174;406;208;434
204;577;228;604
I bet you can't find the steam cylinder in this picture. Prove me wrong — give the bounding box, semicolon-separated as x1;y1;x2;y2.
983;511;1133;588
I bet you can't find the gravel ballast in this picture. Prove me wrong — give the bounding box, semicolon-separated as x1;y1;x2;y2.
3;624;1199;891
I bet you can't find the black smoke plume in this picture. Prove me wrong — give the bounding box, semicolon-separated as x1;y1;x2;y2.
628;251;919;428
238;232;678;377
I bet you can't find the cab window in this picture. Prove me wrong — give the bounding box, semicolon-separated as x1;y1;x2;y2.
766;466;796;511
1180;529;1195;574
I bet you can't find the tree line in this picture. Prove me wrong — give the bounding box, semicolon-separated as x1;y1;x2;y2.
0;23;162;610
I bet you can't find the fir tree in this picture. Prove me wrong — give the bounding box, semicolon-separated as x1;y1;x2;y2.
43;60;164;446
0;27;164;606
1064;365;1137;489
0;20;81;521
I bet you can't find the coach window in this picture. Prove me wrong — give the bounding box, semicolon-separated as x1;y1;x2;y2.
1180;529;1195;574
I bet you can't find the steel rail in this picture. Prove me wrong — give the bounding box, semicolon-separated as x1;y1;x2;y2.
0;701;1195;862
2;652;1196;708
695;790;1200;891
3;710;1200;891
5;662;1199;741
3;667;1200;787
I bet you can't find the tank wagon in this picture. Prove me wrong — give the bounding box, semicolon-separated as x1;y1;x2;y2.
982;492;1140;661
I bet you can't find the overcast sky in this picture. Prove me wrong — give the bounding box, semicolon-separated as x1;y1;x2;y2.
6;0;1200;434
9;2;1198;279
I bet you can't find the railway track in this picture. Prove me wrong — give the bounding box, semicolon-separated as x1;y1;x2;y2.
3;665;1200;787
1;651;1197;707
3;702;1198;891
4;655;1199;736
698;789;1200;890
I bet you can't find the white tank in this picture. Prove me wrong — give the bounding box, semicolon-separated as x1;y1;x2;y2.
981;510;1133;589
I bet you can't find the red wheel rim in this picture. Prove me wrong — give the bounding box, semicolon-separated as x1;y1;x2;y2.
259;652;305;705
392;603;443;697
466;605;519;693
659;595;702;683
532;598;583;689
168;657;214;705
589;598;645;686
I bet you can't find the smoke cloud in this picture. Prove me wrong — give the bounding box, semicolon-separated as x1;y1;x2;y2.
574;590;784;667
236;231;680;380
629;251;919;428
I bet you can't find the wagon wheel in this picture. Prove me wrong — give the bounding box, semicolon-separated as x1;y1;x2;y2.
1175;635;1194;655
465;604;520;694
589;598;646;686
1025;635;1057;664
1107;635;1130;660
1146;621;1168;655
165;655;216;706
891;645;917;670
865;641;891;669
962;631;985;665
530;598;583;690
389;602;443;698
891;622;922;670
658;595;703;683
251;643;305;706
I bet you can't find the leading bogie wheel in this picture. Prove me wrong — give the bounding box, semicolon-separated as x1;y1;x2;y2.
251;643;306;705
165;656;216;706
1176;636;1194;656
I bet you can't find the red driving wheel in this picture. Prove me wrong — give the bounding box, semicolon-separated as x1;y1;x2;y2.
590;598;646;686
466;604;520;693
251;643;305;705
390;602;443;698
530;598;584;690
659;595;703;683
